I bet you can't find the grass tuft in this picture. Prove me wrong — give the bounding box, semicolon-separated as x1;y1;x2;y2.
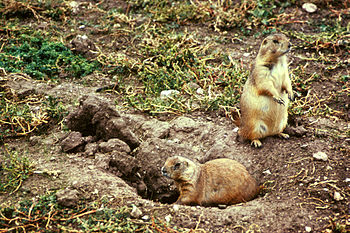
0;146;34;194
0;75;68;140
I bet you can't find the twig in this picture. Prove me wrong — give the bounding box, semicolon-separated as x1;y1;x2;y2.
59;209;97;221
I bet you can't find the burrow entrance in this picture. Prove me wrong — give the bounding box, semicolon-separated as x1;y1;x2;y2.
61;95;262;205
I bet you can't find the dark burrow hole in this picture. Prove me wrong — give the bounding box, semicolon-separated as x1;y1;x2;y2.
62;95;180;205
108;156;180;204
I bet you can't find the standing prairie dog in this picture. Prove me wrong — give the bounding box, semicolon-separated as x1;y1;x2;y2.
161;156;260;206
238;34;294;147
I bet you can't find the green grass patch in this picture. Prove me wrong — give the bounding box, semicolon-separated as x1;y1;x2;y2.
118;29;248;115
0;31;100;80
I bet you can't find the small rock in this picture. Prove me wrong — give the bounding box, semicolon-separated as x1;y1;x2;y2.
56;188;80;207
300;144;308;149
196;88;204;95
263;169;272;175
345;178;350;182
99;138;131;153
83;135;95;144
302;3;317;13
333;191;343;201
141;215;150;221
84;142;99;157
313;152;328;161
69;35;97;58
68;1;80;14
160;90;180;99
305;226;312;232
218;204;227;209
60;131;85;153
233;127;239;133
165;214;171;223
130;205;142;218
284;126;307;137
173;204;180;211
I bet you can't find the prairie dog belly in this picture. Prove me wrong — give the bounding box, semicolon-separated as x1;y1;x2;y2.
242;88;288;135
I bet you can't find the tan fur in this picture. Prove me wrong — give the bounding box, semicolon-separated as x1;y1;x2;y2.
161;156;260;206
238;34;294;147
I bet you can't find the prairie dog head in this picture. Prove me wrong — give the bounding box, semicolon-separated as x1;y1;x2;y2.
257;34;291;64
161;156;199;182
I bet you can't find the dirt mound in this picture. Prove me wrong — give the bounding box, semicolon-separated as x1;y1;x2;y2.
61;95;260;204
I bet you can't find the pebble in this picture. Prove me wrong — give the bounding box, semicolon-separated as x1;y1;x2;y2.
173;204;180;211
263;169;272;175
196;88;204;95
305;226;312;232
333;191;343;201
345;178;350;183
313;152;328;161
130;205;142;218
160;90;180;99
165;214;171;223
141;215;150;221
302;3;317;13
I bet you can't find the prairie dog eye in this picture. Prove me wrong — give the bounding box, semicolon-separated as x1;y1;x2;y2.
273;39;279;44
174;162;181;170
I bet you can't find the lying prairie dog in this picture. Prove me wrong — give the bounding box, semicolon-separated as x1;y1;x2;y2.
161;156;261;206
